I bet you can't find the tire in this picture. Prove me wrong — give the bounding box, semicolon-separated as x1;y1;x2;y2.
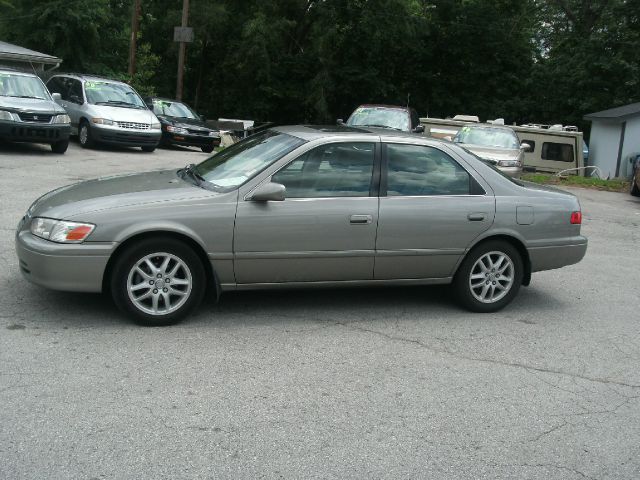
201;144;215;153
453;240;523;313
78;120;94;149
110;237;206;326
141;145;156;152
51;139;69;154
631;168;640;197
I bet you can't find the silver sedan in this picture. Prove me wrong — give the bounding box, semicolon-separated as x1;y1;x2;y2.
15;126;587;325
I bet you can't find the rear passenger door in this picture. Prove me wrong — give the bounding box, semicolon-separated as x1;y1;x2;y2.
374;142;495;280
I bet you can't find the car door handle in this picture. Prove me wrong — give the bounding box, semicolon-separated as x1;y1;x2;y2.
467;213;486;221
350;214;372;225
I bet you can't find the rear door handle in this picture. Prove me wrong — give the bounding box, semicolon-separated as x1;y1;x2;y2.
350;214;372;225
467;213;486;221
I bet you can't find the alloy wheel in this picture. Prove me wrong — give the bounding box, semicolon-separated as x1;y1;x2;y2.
468;251;515;304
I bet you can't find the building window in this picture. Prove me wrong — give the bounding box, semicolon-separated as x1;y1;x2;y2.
542;142;574;162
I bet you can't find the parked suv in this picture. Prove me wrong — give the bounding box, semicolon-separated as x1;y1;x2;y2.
340;104;425;133
145;97;220;153
0;67;70;153
46;74;161;152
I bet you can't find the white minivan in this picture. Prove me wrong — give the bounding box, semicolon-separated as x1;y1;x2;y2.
46;74;161;152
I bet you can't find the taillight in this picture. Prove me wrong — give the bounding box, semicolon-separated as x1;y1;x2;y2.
570;211;582;224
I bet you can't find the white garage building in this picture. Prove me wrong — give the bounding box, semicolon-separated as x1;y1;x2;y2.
584;103;640;179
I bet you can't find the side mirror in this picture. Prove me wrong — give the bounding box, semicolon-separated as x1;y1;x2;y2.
336;118;344;125
249;182;286;201
443;135;453;142
520;142;532;152
51;92;61;101
413;125;425;133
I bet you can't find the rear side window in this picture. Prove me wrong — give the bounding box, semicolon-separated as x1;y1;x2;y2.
272;142;375;198
542;142;574;162
385;144;470;196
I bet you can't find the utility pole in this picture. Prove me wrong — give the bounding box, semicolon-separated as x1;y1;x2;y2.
128;0;141;76
176;0;190;100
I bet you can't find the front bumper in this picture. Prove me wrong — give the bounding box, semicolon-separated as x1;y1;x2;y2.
92;125;161;147
529;237;588;272
15;229;114;293
0;120;70;143
162;131;221;148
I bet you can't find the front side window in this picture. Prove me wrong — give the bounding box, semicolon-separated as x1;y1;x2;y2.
455;127;520;149
68;80;83;104
0;72;51;100
272;142;375;198
386;144;470;196
542;142;574;162
84;81;146;108
195;130;305;191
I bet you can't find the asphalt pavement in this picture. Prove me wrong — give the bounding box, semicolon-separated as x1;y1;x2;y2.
1;140;639;479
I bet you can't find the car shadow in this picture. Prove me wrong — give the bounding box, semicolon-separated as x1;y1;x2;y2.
0;141;54;155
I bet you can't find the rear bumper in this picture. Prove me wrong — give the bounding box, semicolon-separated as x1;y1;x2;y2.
529;237;588;272
15;229;113;293
0;120;70;143
92;126;161;147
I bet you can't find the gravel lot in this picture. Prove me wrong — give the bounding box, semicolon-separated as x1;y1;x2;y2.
1;140;639;479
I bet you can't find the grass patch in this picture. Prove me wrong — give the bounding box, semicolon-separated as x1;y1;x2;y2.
521;173;629;192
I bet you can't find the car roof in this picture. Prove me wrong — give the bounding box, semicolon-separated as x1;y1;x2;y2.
465;123;516;131
0;67;38;77
49;73;128;85
354;104;410;111
274;124;427;141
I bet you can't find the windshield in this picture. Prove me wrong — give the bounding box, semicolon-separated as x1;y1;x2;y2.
347;107;410;131
152;99;197;119
84;81;146;108
194;130;305;191
455;127;519;149
0;72;51;99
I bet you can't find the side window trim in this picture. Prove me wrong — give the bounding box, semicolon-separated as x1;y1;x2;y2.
380;142;485;197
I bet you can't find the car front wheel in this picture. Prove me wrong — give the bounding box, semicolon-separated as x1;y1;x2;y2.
51;139;69;154
454;240;523;313
201;144;214;153
631;168;640;197
78;120;94;148
111;237;206;326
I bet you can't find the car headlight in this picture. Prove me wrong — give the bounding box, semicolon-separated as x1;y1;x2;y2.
166;125;188;134
497;160;522;168
91;118;115;126
151;121;161;130
52;114;71;124
0;110;17;121
30;218;95;243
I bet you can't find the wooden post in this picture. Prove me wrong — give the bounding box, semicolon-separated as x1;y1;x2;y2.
176;0;190;100
128;0;141;76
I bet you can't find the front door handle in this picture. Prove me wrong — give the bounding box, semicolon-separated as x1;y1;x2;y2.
467;213;486;221
350;214;372;225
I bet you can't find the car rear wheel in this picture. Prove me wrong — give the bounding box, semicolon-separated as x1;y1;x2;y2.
110;237;206;326
631;169;640;197
201;144;214;153
78;120;94;148
51;139;69;154
454;240;523;313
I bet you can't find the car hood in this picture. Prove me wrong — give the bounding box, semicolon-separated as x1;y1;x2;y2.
460;144;520;163
29;170;214;219
91;105;157;123
0;96;66;115
158;115;207;128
